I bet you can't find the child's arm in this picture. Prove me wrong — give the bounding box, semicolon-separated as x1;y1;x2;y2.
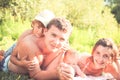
114;59;120;79
10;46;34;70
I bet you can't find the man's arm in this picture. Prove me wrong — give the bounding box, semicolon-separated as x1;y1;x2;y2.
17;41;59;80
28;52;59;80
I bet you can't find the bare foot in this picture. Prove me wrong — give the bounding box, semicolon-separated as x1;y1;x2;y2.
0;56;4;61
0;50;5;56
0;50;4;62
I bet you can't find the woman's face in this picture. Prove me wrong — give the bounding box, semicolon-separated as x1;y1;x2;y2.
92;45;113;69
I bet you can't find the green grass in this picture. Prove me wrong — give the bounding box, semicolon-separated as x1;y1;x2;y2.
0;23;120;80
0;71;30;80
0;0;120;79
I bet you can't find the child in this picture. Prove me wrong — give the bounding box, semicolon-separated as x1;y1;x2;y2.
57;49;86;80
63;50;86;77
0;10;55;73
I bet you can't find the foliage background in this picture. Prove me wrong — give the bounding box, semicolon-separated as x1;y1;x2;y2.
0;0;120;79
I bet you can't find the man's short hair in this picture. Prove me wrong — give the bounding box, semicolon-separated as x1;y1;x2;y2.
47;17;73;35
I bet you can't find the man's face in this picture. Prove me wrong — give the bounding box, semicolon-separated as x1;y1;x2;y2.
92;45;113;69
44;25;70;53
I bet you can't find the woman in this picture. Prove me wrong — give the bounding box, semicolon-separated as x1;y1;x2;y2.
60;38;120;80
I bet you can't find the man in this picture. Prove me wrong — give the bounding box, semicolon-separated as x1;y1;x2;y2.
8;17;73;80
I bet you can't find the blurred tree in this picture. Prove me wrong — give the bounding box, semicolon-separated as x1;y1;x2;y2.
0;0;12;8
111;5;120;24
113;0;120;4
111;0;120;24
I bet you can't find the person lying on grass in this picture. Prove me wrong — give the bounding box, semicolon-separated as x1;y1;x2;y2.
59;38;120;80
1;17;73;80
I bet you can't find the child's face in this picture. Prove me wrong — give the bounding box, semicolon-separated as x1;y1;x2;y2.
92;45;113;69
34;26;43;37
33;22;44;37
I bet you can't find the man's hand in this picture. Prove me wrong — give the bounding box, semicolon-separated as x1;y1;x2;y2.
57;63;75;80
71;64;86;78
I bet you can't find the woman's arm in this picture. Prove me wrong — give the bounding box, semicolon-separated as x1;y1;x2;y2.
104;61;120;80
114;59;120;78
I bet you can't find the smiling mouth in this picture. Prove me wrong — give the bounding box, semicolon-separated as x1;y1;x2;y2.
51;45;58;50
95;60;105;66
